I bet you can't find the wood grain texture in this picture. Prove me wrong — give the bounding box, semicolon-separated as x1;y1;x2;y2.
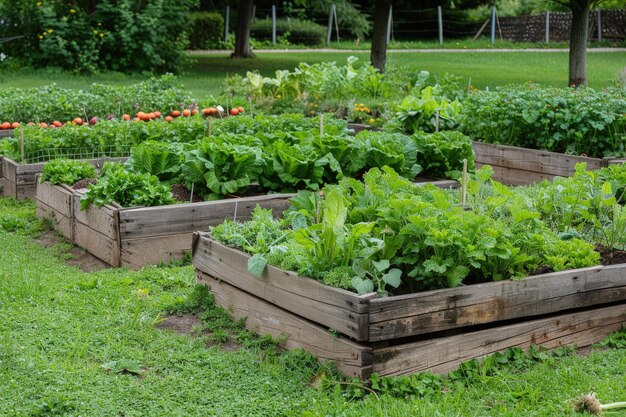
0;178;5;195
372;303;626;376
3;178;16;198
119;194;294;239
121;233;191;269
35;178;73;218
198;271;373;379
16;184;36;200
2;158;16;186
74;222;120;266
72;192;118;238
368;265;626;341
473;142;608;185
193;233;372;341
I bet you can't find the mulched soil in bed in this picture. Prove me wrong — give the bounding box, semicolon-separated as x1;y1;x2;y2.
595;244;626;265
170;184;203;203
71;178;97;189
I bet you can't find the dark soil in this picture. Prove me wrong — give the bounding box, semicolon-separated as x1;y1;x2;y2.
170;184;203;203
72;178;97;190
156;313;240;351
38;230;111;272
156;313;202;335
595;244;626;265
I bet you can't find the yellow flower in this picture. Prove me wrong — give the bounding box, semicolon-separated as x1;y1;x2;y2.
38;35;43;39
36;1;42;6
47;29;53;33
99;33;104;37
369;118;375;124
69;8;76;13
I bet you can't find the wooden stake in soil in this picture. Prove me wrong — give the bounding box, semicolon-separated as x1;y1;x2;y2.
189;183;195;203
320;114;325;137
461;158;468;207
20;129;25;163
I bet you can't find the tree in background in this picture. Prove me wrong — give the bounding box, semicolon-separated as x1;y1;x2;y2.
232;0;255;57
550;0;601;87
370;0;391;72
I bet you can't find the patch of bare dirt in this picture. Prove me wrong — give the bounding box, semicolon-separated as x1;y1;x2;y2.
156;313;242;351
595;245;626;266
38;230;111;272
71;178;97;190
156;313;202;335
170;184;203;203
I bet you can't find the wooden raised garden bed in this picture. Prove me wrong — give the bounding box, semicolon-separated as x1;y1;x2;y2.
473;142;626;185
2;157;126;200
36;177;295;268
193;233;626;379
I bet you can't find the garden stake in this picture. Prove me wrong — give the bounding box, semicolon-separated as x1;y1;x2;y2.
435;110;440;132
207;118;212;137
320;114;324;137
233;200;238;221
20;129;24;163
468;77;472;94
461;159;468;207
573;393;626;415
189;183;194;203
249;97;253;118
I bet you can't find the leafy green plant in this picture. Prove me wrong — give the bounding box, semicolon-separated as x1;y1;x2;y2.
80;163;174;209
395;85;462;134
460;84;626;157
40;159;97;186
413;131;475;179
124;140;184;183
182;137;265;199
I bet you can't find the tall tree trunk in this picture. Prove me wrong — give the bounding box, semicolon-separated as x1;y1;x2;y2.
232;0;255;58
568;0;591;87
370;0;391;73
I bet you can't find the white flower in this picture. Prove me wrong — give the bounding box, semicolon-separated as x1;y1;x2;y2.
216;105;224;113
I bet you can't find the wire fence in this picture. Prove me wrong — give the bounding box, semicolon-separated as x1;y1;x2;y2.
218;5;625;45
23;145;132;164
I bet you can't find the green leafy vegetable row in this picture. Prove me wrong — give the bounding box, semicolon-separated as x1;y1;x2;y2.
459;84;626;158
212;162;626;295
0;75;192;124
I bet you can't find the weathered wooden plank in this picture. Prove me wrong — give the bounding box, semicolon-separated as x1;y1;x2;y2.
369;265;626;342
72;192;118;238
35;179;73;217
2;158;16;186
36;200;73;240
372;303;626;376
121;233;191;269
0;156;3;178
477;162;555;185
198;271;373;379
0;130;12;138
74;222;120;267
16;184;37;200
473;142;607;178
119;194;294;239
607;158;626;165
193;233;372;341
0;178;5;195
3;178;16;198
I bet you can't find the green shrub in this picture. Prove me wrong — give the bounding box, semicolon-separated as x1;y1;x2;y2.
251;18;326;46
0;0;197;73
459;84;626;158
188;12;224;50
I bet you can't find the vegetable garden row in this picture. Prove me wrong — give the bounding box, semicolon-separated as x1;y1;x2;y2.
1;71;625;379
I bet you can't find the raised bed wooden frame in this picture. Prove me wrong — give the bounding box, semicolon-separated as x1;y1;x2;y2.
193;233;626;379
36;178;295;268
2;156;126;200
473;142;626;185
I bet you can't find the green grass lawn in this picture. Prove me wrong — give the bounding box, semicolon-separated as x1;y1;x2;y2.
0;50;623;98
0;197;625;417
